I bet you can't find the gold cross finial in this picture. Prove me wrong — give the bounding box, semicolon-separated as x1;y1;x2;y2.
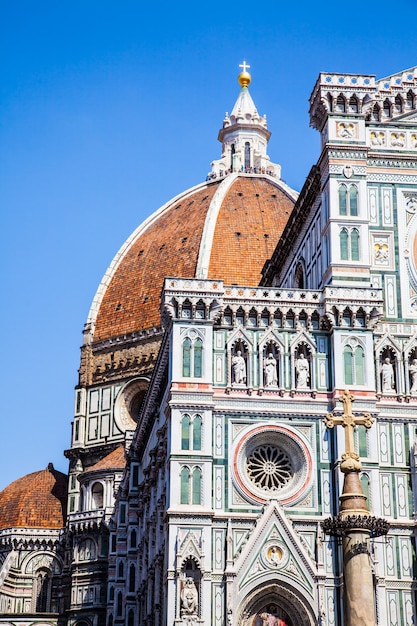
238;61;251;88
324;390;374;473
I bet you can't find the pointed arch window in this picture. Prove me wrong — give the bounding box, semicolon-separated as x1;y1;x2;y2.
180;467;190;504
349;95;359;113
349;186;358;216
336;94;346;112
339;185;347;216
383;99;392;118
351;228;360;260
372;104;380;121
339;184;358;216
343;343;365;385
181;414;191;449
192;467;202;504
182;335;203;378
395;95;403;113
193;415;202;450
180;466;202;505
182;338;191;377
194;339;203;377
340;228;349;260
340;228;360;262
181;414;202;451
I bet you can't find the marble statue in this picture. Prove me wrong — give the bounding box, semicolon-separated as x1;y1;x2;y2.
181;577;198;615
410;359;417;394
232;350;246;384
381;357;395;392
264;352;278;387
296;352;309;389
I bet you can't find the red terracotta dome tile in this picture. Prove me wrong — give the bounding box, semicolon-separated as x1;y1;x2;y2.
0;464;67;530
91;175;295;342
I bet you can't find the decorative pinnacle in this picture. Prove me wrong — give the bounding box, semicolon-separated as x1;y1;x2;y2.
238;60;251;88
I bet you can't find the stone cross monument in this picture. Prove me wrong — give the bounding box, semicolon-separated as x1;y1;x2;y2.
322;390;389;626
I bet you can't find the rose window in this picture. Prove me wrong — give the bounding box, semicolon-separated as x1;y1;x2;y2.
246;445;292;492
233;425;313;505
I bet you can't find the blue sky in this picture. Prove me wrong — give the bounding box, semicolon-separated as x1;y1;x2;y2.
1;1;416;490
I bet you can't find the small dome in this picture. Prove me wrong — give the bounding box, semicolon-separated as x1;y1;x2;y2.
0;464;67;530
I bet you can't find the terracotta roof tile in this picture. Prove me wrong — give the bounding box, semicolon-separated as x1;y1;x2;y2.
94;184;218;340
208;177;293;284
0;464;67;530
93;176;295;342
87;446;126;472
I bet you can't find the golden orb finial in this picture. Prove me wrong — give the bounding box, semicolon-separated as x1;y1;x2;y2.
238;60;251;88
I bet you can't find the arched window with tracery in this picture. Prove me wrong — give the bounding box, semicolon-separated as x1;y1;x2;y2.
339;184;358;216
182;335;204;378
180;466;202;505
181;414;202;451
343;343;365;386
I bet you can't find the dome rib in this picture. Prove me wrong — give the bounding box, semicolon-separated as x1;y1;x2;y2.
86;179;212;335
89;174;297;342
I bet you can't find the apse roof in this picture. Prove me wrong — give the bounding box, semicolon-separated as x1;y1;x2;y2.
0;464;67;530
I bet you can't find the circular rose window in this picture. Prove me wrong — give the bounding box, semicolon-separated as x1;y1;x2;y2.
246;444;292;492
233;424;312;505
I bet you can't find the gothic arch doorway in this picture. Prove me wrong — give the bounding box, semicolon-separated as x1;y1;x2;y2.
237;583;316;626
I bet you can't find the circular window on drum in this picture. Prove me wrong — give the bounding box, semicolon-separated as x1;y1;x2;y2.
233;425;312;505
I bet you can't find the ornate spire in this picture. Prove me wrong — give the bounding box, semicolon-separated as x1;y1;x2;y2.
210;63;281;179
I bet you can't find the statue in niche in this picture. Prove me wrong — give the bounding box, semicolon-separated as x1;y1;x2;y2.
381;357;395;392
410;359;417;394
296;352;310;389
181;577;198;616
264;352;278;387
232;350;246;384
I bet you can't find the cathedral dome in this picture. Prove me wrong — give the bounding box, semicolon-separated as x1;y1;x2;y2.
88;174;296;343
0;464;67;530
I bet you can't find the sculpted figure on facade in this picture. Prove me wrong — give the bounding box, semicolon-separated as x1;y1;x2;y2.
181;577;198;616
264;352;278;387
410;358;417;394
381;357;395;392
296;352;310;389
232;350;246;384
